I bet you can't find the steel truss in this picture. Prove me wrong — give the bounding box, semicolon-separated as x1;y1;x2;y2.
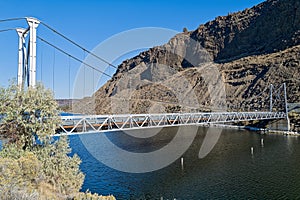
57;112;286;135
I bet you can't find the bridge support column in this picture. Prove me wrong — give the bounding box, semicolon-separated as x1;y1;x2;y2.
26;17;40;88
270;84;273;112
16;28;28;89
283;83;290;131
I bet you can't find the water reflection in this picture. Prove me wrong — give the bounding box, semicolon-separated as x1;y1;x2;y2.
63;127;300;199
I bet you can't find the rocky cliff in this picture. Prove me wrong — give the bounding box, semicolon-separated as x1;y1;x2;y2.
73;0;300;119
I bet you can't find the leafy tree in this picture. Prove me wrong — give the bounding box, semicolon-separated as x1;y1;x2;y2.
0;82;116;199
0;83;85;199
0;83;60;150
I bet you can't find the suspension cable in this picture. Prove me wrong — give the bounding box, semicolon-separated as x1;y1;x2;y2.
39;21;118;69
0;18;25;23
37;36;112;78
0;28;15;33
0;18;117;70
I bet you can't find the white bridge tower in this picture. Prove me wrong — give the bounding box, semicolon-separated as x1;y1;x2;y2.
16;17;40;89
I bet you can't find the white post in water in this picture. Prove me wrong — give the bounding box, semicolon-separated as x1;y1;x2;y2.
16;28;27;89
26;17;40;88
181;157;184;170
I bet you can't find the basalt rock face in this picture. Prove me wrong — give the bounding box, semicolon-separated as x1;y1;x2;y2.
191;0;300;62
74;0;300;115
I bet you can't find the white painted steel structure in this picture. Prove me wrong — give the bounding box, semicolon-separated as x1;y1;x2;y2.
27;18;40;87
57;111;286;135
16;28;28;88
16;17;40;88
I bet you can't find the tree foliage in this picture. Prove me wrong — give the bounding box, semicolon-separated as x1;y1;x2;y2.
0;83;60;150
0;137;85;199
0;83;88;199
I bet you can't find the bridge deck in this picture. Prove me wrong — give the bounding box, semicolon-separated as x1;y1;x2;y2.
57;112;286;135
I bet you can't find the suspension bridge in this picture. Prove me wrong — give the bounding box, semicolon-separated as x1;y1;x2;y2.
0;17;291;135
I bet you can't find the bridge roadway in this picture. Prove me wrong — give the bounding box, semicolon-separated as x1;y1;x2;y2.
57;111;286;135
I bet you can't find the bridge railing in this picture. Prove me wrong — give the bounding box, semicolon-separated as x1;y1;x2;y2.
57;111;286;135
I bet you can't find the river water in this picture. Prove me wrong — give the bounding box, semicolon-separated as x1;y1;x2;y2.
66;126;300;199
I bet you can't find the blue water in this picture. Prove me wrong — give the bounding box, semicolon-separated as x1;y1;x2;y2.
60;112;82;116
1;120;299;199
67;127;300;199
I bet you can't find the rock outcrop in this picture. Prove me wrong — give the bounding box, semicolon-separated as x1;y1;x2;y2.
73;0;300;117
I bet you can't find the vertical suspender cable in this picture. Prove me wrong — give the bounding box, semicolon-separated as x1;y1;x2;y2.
40;21;118;70
40;50;43;83
37;36;112;78
83;50;86;98
68;56;71;100
93;66;95;94
52;47;55;92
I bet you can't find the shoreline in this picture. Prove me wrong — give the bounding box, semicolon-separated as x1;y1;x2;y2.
208;123;300;136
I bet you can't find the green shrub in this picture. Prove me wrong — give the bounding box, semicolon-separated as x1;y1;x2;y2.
0;150;41;199
0;83;60;150
0;83;87;199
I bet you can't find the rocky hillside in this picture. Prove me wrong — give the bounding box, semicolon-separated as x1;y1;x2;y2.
191;0;300;62
73;0;300;119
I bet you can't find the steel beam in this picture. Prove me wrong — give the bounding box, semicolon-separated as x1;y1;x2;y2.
26;17;40;88
16;28;28;89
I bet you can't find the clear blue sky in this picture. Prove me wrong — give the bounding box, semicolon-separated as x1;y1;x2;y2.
0;0;265;99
